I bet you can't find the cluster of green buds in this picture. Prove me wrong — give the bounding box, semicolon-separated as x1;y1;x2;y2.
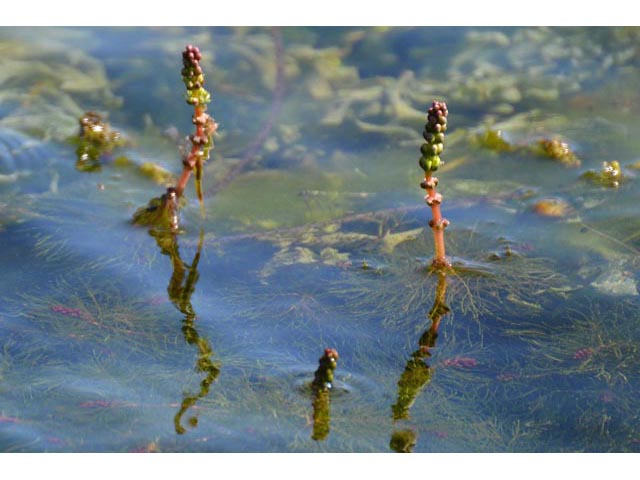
312;348;339;392
182;45;211;107
419;101;448;172
182;44;217;157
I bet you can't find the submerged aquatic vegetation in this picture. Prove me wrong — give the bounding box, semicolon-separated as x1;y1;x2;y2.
581;161;624;188
71;111;125;172
522;297;640;387
473;128;581;168
500;296;640;451
534;138;581;167
531;197;574;218
0;36;121;141
472;129;514;153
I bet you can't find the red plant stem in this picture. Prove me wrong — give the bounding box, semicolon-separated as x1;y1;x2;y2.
424;171;450;268
175;105;205;196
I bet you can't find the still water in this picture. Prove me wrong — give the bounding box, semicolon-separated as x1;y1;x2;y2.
1;27;639;452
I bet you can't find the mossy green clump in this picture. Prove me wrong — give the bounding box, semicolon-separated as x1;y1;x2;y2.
389;429;417;453
533;138;581;167
473;129;514;152
70;111;125;172
132;188;183;232
581;161;624;188
137;162;175;185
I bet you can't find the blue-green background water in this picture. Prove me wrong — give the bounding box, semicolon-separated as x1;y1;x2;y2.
1;27;640;452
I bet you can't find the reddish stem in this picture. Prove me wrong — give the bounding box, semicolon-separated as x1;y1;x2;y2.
175;105;205;197
424;171;450;269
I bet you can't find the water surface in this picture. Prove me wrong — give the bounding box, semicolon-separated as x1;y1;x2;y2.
1;26;639;452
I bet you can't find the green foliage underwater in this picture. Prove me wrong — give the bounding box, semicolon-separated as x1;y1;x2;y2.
1;26;640;452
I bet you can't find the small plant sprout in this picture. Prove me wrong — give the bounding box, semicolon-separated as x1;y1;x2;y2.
419;101;451;269
311;348;339;441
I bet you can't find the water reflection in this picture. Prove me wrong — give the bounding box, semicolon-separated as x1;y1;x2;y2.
390;270;450;452
149;228;220;434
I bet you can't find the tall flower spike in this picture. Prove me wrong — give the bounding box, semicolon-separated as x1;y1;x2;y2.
419;101;451;269
176;45;218;213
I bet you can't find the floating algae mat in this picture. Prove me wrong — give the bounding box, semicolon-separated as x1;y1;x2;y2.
1;27;640;453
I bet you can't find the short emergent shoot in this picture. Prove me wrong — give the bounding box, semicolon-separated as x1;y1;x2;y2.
419;101;451;269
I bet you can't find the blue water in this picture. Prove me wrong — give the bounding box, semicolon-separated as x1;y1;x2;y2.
1;26;640;452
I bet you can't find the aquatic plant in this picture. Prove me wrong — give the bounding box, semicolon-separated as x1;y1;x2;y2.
133;45;217;231
581;161;624;188
311;348;339;441
71;111;125;172
177;45;218;209
473;129;582;168
419;101;451;269
534;138;581;167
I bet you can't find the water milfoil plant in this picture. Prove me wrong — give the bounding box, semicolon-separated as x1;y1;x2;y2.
133;45;217;231
177;45;218;210
419;101;451;269
311;348;339;441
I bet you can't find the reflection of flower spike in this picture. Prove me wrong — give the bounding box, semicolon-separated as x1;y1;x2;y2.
154;229;221;435
390;429;417;453
391;272;449;424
